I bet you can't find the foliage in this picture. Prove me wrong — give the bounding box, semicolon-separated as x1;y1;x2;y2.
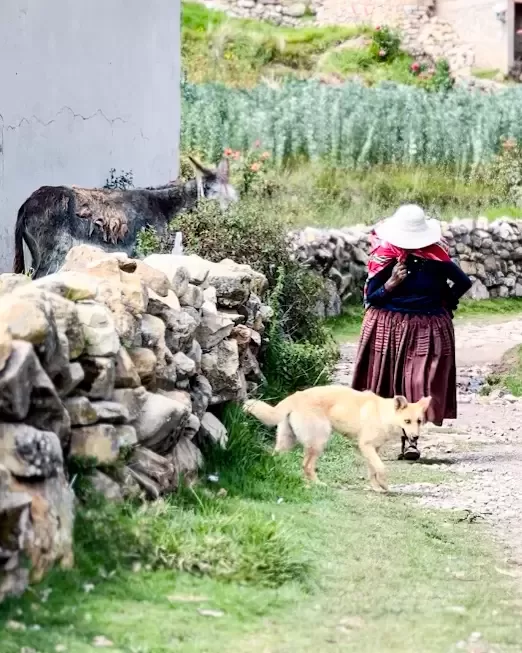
368;25;401;62
201;403;308;501
182;4;450;90
172;193;289;282
59;489;308;587
182;79;522;171
135;225;162;258
182;1;369;87
427;59;454;92
486;343;522;396
104;168;134;190
477;137;522;207
223;142;272;194
262;267;339;397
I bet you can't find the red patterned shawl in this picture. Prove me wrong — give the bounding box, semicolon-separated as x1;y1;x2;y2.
363;230;451;304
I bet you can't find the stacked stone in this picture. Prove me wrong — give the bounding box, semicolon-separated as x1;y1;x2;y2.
203;0;313;26
288;217;522;316
0;244;270;601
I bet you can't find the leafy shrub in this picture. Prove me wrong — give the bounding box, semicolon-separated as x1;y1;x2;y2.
477;137;522;206
170;188;338;385
369;25;401;62
428;59;454;93
262;267;339;397
172;194;289;282
135;226;162;258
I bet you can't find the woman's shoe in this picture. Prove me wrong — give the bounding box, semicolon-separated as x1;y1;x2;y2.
398;436;421;461
402;444;421;461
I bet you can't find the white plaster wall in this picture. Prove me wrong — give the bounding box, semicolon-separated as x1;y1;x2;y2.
437;0;509;71
0;0;181;272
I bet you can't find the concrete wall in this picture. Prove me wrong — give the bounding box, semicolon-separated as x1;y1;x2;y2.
437;0;509;71
0;0;181;272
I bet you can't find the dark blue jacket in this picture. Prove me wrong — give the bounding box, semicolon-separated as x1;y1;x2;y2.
365;256;472;316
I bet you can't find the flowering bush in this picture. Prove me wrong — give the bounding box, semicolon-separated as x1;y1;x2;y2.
368;25;400;62
223;141;271;194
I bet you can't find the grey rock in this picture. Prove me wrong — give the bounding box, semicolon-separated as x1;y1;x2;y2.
64;396;97;426
79;356;116;400
91;400;130;424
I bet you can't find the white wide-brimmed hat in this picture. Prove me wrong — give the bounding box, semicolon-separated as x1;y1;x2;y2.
375;204;441;250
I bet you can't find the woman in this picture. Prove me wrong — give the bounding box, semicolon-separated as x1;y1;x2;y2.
352;204;472;461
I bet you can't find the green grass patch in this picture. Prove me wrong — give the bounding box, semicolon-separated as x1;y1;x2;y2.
219;162;517;234
486;344;522;396
326;298;522;343
472;68;501;80
182;1;370;87
3;433;522;653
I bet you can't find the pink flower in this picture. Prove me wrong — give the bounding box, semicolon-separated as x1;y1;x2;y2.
261;151;270;160
410;61;420;73
223;147;233;157
375;25;381;31
378;49;386;57
250;162;261;172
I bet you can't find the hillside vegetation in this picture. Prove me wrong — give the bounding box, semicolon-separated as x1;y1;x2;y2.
182;2;445;88
181;2;522;225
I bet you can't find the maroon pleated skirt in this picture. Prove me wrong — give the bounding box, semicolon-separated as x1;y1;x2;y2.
352;308;457;426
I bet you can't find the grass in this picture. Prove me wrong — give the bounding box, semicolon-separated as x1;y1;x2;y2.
472;68;502;80
182;1;369;87
181;2;433;89
3;417;522;653
487;344;522;396
327;298;522;342
211;160;522;233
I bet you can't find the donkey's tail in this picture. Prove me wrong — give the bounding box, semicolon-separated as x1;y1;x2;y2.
13;201;40;277
13;203;26;274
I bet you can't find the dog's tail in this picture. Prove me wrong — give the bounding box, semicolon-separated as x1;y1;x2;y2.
243;399;287;426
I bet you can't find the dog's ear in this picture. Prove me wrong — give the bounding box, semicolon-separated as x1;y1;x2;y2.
216;158;230;183
418;396;432;413
393;395;408;411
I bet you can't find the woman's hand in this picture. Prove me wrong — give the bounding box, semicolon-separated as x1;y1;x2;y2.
384;262;407;292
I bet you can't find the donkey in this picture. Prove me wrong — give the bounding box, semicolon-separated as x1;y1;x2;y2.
13;157;237;278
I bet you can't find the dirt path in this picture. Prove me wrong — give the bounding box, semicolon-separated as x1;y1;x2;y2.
335;316;522;568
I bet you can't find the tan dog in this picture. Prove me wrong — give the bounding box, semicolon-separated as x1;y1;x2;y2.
244;386;431;492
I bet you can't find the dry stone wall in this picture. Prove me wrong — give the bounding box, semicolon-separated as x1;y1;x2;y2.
0;245;270;602
288;217;522;316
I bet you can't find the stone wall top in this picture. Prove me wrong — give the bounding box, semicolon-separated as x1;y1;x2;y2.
288;217;522;316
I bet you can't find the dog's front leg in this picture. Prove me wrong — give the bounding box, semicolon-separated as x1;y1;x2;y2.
358;441;388;493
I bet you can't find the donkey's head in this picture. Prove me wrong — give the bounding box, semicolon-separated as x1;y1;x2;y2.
189;156;238;209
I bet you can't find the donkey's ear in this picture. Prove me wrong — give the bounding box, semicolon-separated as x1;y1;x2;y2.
188;155;213;178
216;158;230;183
